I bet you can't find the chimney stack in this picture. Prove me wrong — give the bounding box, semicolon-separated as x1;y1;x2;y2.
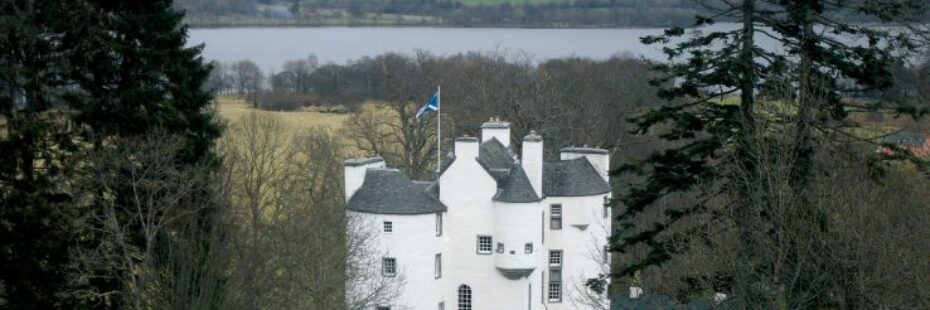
481;116;511;147
522;130;543;197
454;136;479;160
343;156;385;202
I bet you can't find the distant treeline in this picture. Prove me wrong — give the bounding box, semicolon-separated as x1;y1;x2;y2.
208;51;670;160
177;0;709;27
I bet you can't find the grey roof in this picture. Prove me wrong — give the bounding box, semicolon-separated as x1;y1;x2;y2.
883;132;927;147
344;156;385;166
562;146;609;155
476;138;541;203
543;158;610;197
347;169;446;214
494;165;541;203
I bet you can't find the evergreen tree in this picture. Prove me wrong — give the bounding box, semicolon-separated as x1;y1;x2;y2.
1;0;221;308
611;0;928;306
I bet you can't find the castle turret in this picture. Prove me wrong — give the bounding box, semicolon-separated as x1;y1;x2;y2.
481;117;511;147
343;156;385;202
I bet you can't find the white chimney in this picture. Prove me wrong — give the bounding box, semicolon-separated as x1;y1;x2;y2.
343;156;385;202
455;136;479;160
561;146;610;182
481;116;511;147
630;286;643;299
522;130;543;197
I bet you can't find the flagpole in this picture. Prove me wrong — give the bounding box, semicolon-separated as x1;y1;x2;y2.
437;85;441;172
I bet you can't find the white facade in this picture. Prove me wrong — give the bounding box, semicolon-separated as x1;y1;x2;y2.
345;119;612;310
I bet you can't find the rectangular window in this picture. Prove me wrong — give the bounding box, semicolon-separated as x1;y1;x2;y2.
438;302;444;310
603;246;609;263
382;258;396;277
435;253;442;279
477;235;492;254
525;243;534;253
550;204;562;229
496;242;505;254
548;282;562;302
383;221;393;233
549;250;562;268
436;213;443;236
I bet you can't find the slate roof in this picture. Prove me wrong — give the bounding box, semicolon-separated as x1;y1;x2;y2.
476;138;541;203
493;165;540;203
543;158;611;197
347;168;446;214
883;132;928;147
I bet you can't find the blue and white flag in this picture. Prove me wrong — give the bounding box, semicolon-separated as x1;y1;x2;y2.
416;89;440;118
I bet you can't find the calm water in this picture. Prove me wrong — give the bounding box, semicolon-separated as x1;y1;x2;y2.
187;26;703;71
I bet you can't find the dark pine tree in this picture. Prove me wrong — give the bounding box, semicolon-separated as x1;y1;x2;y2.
609;0;928;307
1;0;221;308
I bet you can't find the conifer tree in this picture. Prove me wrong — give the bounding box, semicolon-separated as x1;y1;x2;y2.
1;0;221;308
611;0;928;306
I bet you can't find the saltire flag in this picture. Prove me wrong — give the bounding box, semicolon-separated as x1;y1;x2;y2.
416;89;440;118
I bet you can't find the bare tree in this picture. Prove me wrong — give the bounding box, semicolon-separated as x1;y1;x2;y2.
69;133;226;309
230;60;265;108
221;113;404;309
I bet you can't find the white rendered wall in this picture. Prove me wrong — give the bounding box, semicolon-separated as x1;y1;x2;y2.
493;201;543;271
347;210;443;310
481;127;511;147
344;158;385;201
522;139;544;197
539;195;611;310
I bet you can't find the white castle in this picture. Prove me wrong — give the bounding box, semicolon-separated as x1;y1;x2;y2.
344;117;612;310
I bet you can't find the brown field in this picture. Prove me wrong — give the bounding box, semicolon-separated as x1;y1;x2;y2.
214;96;350;133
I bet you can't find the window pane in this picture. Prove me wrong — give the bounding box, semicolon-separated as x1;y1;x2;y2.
436;214;443;236
549;250;562;266
477;236;492;253
383;221;392;233
525;243;533;253
382;258;396;276
548;283;561;302
458;285;472;310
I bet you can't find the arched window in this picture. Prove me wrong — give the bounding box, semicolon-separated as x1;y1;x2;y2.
458;285;472;310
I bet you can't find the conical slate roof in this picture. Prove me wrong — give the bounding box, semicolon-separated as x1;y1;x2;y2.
543;158;610;197
347;168;446;214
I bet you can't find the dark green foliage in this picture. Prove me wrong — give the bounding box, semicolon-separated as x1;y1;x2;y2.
612;0;929;305
0;0;220;308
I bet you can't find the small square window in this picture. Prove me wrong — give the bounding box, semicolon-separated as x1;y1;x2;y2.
477;236;492;254
383;221;393;233
382;258;396;277
496;242;505;253
525;243;534;253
